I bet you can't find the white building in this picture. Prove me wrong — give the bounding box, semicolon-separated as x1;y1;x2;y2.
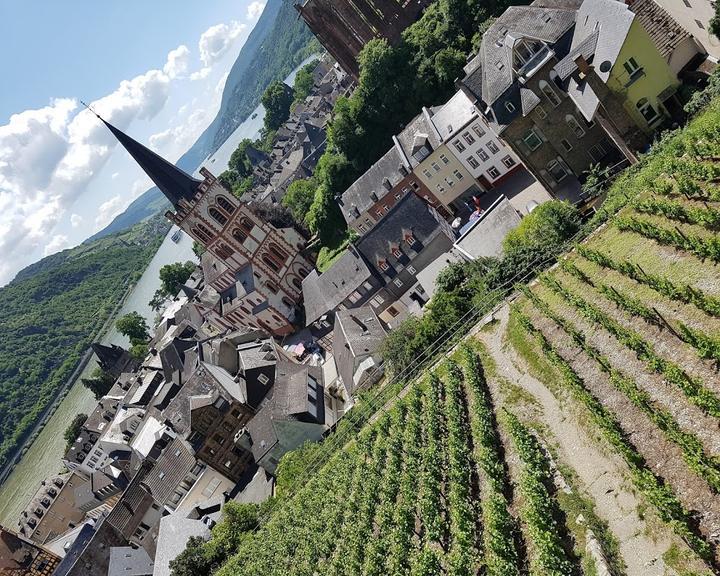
429;90;522;190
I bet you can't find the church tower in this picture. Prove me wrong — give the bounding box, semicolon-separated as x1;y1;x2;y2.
98;116;313;336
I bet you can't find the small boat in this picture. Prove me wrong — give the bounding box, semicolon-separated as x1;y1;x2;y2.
171;229;183;243
251;112;258;120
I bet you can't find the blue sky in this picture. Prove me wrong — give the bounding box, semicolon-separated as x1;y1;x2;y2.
0;0;268;284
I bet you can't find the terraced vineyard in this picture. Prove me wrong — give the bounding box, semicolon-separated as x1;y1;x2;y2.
207;107;720;576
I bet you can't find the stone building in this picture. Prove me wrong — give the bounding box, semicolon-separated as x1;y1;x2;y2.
100;117;314;337
295;0;432;77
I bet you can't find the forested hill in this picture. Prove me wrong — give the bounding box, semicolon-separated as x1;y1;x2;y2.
0;215;169;473
176;0;319;170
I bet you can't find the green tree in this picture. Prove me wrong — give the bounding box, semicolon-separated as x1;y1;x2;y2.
63;413;88;450
503;200;580;258
169;536;212;576
229;139;254;177
192;241;206;259
293;60;317;104
282;179;317;223
711;2;720;39
159;262;195;297
116;312;149;344
81;367;115;399
261;81;294;132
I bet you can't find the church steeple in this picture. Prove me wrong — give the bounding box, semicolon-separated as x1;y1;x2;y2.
94;112;201;207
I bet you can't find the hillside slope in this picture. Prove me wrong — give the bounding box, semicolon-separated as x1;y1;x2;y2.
0;216;169;472
196;102;720;576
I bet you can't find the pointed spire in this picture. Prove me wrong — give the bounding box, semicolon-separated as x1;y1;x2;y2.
88;107;202;207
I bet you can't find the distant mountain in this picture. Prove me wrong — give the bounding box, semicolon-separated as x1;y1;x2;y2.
90;0;318;242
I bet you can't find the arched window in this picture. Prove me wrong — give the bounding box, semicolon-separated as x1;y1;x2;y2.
262;255;280;273
636;98;660;124
539;80;561;107
216;195;235;215
216;244;234;259
268;243;288;263
298;268;309;279
565;114;585;138
232;228;247;243
265;280;278;294
282;297;295;308
292;277;302;291
193;223;213;243
209;207;227;226
239;217;254;234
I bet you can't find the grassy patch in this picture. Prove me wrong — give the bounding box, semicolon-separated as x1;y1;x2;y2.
316;233;351;272
663;543;714;576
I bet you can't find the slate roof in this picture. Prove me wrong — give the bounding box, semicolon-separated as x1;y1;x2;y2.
430;90;478;141
571;0;634;83
395;112;441;167
153;515;210;576
554;30;599;80
629;0;692;60
333;307;387;392
339;146;407;224
355;192;447;275
520;87;542;115
143;437;196;505
302;246;375;325
108;546;153;576
474;6;577;106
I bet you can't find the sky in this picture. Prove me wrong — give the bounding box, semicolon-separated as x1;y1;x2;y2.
0;0;268;285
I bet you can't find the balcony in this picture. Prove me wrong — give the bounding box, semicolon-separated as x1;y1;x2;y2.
517;45;554;80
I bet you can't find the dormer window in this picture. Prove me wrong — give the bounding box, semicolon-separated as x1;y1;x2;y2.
378;259;390;271
505;102;516;113
391;245;402;259
404;233;416;246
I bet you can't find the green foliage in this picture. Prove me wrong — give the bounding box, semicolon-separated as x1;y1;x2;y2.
230;139;255;177
261;80;294;132
81;367;115;400
63;413;87;451
634;196;720;231
115;311;149;345
503;411;575;575
503;200;580;257
514;308;713;561
192;241;206;259
281;179;316;223
0;218;164;471
542;274;720;418
710;3;720;41
293;60;318;104
159;261;195;297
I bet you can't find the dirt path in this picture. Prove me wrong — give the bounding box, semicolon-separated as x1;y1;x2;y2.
475;305;686;576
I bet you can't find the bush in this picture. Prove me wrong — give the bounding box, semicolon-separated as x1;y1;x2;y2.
63;413;87;450
503;201;580;258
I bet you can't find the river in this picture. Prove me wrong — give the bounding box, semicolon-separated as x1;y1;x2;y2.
0;56;318;526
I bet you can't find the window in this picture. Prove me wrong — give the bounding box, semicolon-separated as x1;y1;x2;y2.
379;260;389;271
376;210;383;218
158;472;166;480
534;105;547;120
392;246;402;259
462;131;475;145
696;18;705;29
268;244;288;263
472;124;485;138
395;192;403;200
436;184;445;194
193;223;213;243
209;207;227;226
477;148;489;162
216;196;235;215
239;217;254;234
394;278;404;288
439;153;450;165
363;281;373;290
370;294;385;307
232;228;247;243
523;129;543;151
623;57;642;78
486;141;499;154
505;101;516;113
589;142;609;162
636;98;661;125
262;255;281;273
431;162;441;173
258;373;270;385
560;138;573;152
422;168;432;179
565;115;585;138
348;291;361;304
487;167;501;179
539;80;561;107
387;306;399;317
407;265;417;275
405;234;416;246
453;170;464;181
467;156;480;169
224;460;232;469
502;155;516;168
547;159;568;182
453;140;466;153
358;224;366;233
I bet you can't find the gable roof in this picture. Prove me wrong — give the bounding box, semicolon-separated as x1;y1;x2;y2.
629;0;692;60
302;246;375;325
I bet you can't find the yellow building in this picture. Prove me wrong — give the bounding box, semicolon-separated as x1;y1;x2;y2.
573;0;703;132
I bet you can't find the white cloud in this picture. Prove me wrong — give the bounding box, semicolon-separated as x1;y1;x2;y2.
111;172;120;179
43;234;69;256
190;67;211;81
70;213;83;227
94;194;129;231
247;1;266;20
0;48;179;284
198;21;245;67
163;45;191;79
